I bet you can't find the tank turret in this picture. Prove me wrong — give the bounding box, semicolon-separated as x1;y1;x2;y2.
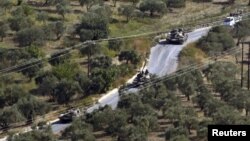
166;28;188;44
58;109;81;123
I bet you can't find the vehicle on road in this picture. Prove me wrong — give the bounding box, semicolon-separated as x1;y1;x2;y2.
119;70;151;94
132;70;150;86
223;10;242;27
166;28;188;44
58;109;81;123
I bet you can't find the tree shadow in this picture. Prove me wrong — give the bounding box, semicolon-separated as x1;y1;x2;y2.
27;1;45;7
73;9;83;14
35;8;58;14
48;16;63;22
157;133;166;138
212;1;232;5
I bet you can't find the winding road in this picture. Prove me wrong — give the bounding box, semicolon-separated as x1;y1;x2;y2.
0;27;211;138
50;27;210;134
147;27;210;77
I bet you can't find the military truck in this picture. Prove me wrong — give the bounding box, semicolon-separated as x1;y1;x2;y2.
166;28;188;44
58;109;81;123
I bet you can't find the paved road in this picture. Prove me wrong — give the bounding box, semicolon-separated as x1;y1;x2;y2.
0;27;211;136
51;27;211;134
85;27;210;113
147;27;211;77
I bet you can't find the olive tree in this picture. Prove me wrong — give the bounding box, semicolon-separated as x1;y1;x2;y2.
76;12;109;42
16;27;46;47
139;0;166;17
62;119;95;141
118;5;135;22
0;107;25;129
0;22;9;41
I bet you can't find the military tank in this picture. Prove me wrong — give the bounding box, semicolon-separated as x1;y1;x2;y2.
166;28;188;44
58;109;81;123
119;70;151;95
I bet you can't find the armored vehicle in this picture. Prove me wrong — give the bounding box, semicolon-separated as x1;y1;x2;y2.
166;28;188;44
59;109;81;123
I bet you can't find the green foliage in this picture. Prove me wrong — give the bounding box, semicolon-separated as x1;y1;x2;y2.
43;0;56;6
16;96;50;121
196;119;213;139
198;26;235;56
35;72;59;99
129;102;156;120
0;0;13;11
170;135;190;141
118;5;135;22
0;48;36;69
118;50;140;65
118;125;148;141
79;43;100;76
25;46;44;58
20;59;43;80
78;0;99;11
129;0;140;5
57;0;70;6
118;93;141;109
20;4;34;16
179;43;205;66
204;61;237;85
86;106;113;130
49;50;71;66
52;62;80;80
203;98;224;117
56;4;69;19
141;83;168;109
176;70;203;101
9;5;33;31
8;127;56;141
165;0;186;8
90;56;112;69
43;21;65;40
80;42;99;57
8;16;33;32
54;21;65;40
37;11;48;24
233;20;250;45
139;0;166;16
133;115;159;132
212;105;240;124
0;107;25;129
75;73;91;96
0;85;27;108
105;109;128;135
16;27;46;47
0;21;9;41
52;79;82;104
90;67;118;93
62;119;95;141
192;87;212;111
76;12;109;42
90;4;112;22
165;126;189;140
108;39;123;51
